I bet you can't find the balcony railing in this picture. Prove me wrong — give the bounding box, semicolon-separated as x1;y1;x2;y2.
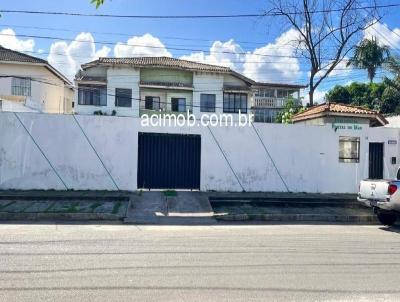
139;108;193;117
253;97;301;108
139;81;193;90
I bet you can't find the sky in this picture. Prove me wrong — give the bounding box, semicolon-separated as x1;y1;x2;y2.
1;0;400;102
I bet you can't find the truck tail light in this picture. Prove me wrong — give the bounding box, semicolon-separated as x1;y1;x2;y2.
388;184;398;195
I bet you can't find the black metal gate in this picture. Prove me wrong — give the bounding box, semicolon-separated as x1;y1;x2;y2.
137;132;201;189
369;142;384;179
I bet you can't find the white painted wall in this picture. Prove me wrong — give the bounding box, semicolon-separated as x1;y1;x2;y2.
74;67;140;117
0;100;39;113
193;72;223;116
107;67;140;117
0;63;72;114
1;112;399;193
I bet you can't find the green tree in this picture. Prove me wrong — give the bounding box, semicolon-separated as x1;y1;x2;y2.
325;82;386;111
385;56;400;78
325;85;351;104
347;38;390;83
381;86;400;114
275;98;304;124
91;0;104;8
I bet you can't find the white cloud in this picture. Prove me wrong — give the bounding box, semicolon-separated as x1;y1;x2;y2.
0;28;34;51
180;29;303;83
364;21;400;48
302;89;326;105
243;28;302;83
180;39;245;72
42;29;309;84
114;33;171;57
47;32;111;80
313;59;352;80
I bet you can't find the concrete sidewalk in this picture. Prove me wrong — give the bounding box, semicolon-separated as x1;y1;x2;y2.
124;191;215;224
124;191;377;225
208;192;377;224
0;190;377;224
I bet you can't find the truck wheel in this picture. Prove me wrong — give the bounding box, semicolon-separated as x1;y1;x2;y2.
377;212;397;226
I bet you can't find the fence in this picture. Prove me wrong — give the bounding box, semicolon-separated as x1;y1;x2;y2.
0;112;399;193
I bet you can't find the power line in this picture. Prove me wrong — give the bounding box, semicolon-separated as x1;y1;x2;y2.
0;3;398;19
0;30;362;63
23;47;357;68
0;32;309;59
0;23;366;50
0;23;271;46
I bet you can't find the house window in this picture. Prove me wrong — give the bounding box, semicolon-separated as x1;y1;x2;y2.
171;98;186;112
78;85;107;106
277;89;298;99
277;89;288;98
255;89;275;98
200;94;216;112
339;137;360;163
12;77;31;96
145;96;161;110
115;88;132;107
223;93;247;113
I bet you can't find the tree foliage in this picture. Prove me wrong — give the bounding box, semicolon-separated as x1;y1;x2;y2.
275;98;305;123
385;56;400;77
325;55;400;115
325;82;394;113
91;0;104;8
347;38;390;83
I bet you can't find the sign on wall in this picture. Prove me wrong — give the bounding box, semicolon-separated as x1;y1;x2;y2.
332;117;363;131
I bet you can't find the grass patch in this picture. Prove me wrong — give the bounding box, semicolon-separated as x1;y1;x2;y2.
65;202;79;213
163;190;177;197
90;202;102;212
112;202;122;215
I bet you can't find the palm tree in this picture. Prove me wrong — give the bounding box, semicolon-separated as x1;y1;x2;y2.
347;37;390;83
385;56;400;78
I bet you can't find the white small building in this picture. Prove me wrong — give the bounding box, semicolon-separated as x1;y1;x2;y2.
0;46;73;114
74;56;304;121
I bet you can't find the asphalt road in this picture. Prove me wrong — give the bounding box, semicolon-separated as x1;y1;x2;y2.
1;223;400;302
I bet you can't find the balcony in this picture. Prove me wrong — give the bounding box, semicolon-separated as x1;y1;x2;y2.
253;97;301;108
139;80;193;91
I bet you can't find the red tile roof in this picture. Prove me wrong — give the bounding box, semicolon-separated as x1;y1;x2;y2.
81;56;256;84
293;102;388;125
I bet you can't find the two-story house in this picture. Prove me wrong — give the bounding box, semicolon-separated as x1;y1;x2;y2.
0;46;73;114
252;82;306;123
74;56;304;121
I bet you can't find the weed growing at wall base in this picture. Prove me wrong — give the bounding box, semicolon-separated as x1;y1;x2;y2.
141;111;254;127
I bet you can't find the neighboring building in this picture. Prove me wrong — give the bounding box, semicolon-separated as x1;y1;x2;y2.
75;56;304;121
0;96;39;113
385;115;400;128
293;103;390;177
292;102;388;127
252;82;305;123
0;46;73;114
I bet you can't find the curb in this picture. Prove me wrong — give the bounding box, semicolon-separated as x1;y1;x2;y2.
123;216;217;225
215;213;379;224
0;212;122;221
0;196;130;201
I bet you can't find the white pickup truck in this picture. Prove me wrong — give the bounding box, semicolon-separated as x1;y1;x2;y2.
358;170;400;226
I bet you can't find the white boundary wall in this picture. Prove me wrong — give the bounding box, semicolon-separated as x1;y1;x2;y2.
1;112;399;193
